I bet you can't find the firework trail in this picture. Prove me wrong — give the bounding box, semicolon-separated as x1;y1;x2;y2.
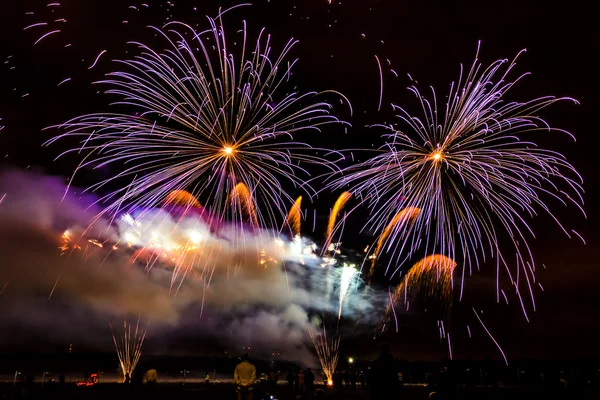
47;12;343;234
23;2;70;47
323;191;352;254
58;229;115;259
110;317;149;381
381;254;455;334
391;255;456;309
329;46;584;318
228;182;259;230
163;190;203;210
369;207;420;283
309;325;340;385
285;196;303;237
338;263;357;320
472;308;507;365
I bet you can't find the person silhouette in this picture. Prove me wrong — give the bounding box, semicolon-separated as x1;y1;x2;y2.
287;370;295;390
368;344;399;400
305;368;315;394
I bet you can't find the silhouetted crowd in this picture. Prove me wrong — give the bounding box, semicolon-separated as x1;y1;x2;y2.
4;348;600;400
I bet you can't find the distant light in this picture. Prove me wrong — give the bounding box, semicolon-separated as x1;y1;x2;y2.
348;357;354;364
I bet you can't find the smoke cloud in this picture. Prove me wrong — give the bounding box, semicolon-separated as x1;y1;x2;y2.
0;169;383;365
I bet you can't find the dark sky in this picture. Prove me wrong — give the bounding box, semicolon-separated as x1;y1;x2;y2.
0;0;598;362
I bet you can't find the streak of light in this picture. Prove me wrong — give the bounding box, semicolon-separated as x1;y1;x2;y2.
88;50;107;70
35;30;61;45
375;55;383;111
472;308;508;365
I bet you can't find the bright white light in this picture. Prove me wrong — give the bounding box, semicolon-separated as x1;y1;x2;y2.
123;231;138;244
188;230;203;244
338;264;357;319
122;213;136;226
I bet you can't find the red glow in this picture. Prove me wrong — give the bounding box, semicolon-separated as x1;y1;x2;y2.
76;373;98;387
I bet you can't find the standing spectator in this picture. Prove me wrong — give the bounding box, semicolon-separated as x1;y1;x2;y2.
305;368;315;395
333;370;343;389
344;370;351;388
259;372;268;398
234;354;256;400
567;370;584;397
350;370;357;389
132;369;144;388
298;369;305;392
287;371;295;390
425;371;436;389
145;368;157;387
438;366;456;400
368;344;399;400
358;371;365;389
269;370;280;394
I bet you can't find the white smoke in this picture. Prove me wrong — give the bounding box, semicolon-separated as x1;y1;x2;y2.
0;169;383;364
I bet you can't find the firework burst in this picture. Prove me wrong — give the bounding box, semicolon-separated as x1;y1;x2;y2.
59;230;81;255
47;12;343;233
392;254;456;308
110;317;149;382
329;46;584;318
309;325;340;386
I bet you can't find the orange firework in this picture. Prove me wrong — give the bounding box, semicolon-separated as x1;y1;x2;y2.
393;254;456;306
229;182;259;228
130;248;160;270
59;230;81;255
110;317;149;382
163;190;202;209
259;249;277;268
323;192;352;252
285;196;303;237
309;326;340;386
368;207;420;283
383;255;455;334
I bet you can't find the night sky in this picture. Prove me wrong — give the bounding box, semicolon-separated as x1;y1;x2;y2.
0;0;598;362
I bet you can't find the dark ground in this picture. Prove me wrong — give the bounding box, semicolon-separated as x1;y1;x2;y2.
1;382;599;400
